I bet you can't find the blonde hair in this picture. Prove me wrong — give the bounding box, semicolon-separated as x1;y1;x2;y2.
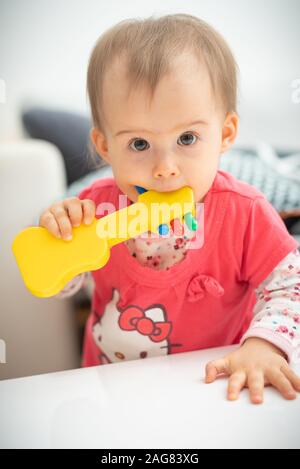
86;13;239;166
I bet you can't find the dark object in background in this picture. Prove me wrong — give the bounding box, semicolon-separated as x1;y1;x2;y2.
22;107;106;185
283;215;300;233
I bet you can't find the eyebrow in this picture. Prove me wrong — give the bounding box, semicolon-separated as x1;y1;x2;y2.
114;119;209;137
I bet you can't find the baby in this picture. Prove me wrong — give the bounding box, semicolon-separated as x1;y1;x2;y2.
39;14;300;404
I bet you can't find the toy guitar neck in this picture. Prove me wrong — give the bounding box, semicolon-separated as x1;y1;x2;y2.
12;186;197;298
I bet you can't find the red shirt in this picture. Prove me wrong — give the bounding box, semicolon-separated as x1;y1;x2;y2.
78;170;299;366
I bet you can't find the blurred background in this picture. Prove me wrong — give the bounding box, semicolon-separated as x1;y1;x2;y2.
0;0;300;380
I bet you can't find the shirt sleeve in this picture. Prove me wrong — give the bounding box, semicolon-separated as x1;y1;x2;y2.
240;195;299;289
53;272;91;299
240;248;300;364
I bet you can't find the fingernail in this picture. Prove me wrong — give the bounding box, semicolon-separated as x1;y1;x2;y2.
228;393;237;400
253;395;262;402
65;235;72;240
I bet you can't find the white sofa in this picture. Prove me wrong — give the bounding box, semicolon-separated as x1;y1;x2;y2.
0;139;81;380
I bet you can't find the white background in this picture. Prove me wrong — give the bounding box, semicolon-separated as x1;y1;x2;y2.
0;0;300;148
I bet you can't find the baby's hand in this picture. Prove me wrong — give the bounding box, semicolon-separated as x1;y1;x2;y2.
39;197;96;240
205;337;300;404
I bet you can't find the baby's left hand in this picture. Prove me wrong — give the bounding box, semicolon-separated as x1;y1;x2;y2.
205;337;300;404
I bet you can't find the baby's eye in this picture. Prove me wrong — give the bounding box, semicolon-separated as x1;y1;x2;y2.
178;132;198;146
129;138;150;152
128;132;199;152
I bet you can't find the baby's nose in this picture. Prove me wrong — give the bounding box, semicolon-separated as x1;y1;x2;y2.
153;164;180;179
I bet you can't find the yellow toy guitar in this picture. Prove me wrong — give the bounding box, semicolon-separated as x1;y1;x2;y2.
12;185;197;298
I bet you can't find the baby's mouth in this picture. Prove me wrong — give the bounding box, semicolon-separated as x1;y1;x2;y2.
135;185;185;194
134;185;198;233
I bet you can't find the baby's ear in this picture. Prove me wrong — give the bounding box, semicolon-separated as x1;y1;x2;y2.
90;127;111;164
220;112;238;153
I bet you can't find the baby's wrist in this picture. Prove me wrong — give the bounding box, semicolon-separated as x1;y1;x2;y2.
242;336;288;360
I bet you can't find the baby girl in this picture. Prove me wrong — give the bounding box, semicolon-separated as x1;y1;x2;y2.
39;14;300;404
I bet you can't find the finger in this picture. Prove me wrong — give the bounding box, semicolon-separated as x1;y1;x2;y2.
39;211;61;238
64;198;83;227
50;205;73;240
227;370;247;401
281;366;300;393
247;370;265;404
82;199;96;225
205;358;229;383
267;369;297;400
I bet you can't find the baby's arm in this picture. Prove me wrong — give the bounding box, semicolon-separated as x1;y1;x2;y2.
205;248;300;403
240;248;300;362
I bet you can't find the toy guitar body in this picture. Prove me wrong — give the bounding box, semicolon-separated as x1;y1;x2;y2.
12;220;110;298
12;186;196;298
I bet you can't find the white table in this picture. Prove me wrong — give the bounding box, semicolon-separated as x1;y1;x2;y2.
0;345;299;449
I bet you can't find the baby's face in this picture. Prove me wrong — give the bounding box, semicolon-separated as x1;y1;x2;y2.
91;52;238;203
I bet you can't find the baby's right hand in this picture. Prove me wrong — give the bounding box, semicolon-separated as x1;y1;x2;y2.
39;197;96;241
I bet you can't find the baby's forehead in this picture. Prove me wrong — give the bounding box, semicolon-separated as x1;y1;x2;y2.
103;55;213;108
100;52;220;131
